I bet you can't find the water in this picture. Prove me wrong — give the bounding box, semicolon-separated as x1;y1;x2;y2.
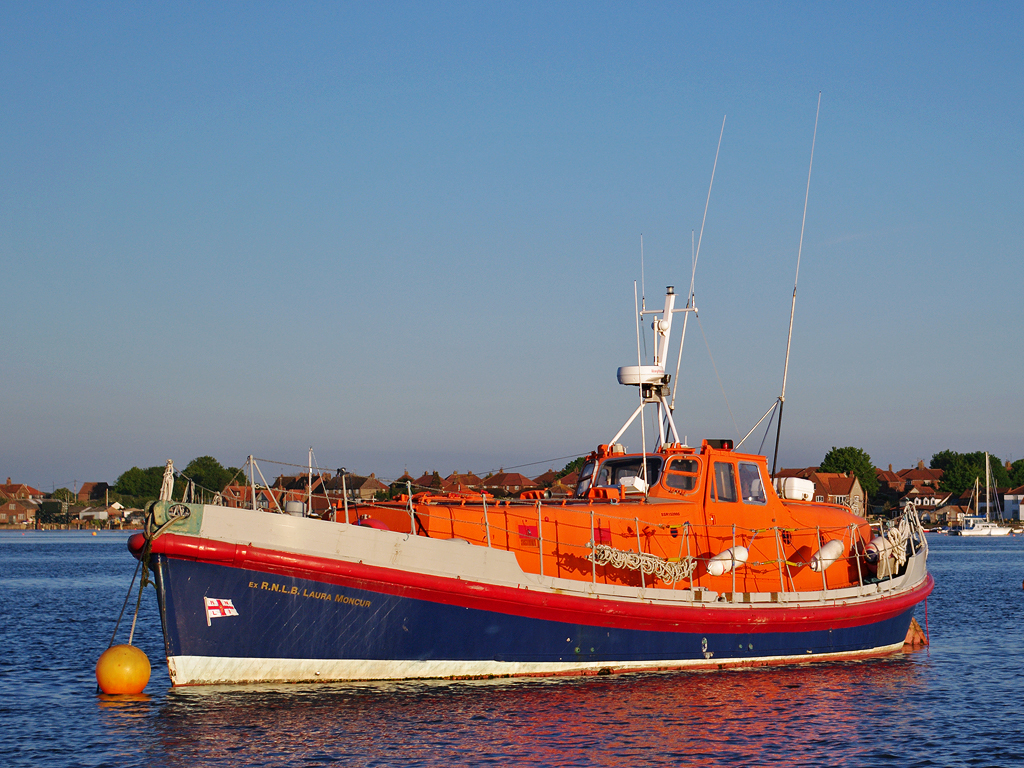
1;530;1022;767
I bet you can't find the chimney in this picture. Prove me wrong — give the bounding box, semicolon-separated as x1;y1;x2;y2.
918;460;925;470
888;464;893;472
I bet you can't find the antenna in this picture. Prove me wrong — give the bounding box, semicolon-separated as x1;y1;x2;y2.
771;92;821;477
671;115;726;411
640;234;646;313
640;235;648;357
635;282;648;482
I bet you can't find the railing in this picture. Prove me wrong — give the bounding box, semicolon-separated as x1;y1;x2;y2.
336;495;927;599
188;482;926;600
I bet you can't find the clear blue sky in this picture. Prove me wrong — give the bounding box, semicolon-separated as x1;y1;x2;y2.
2;2;1022;492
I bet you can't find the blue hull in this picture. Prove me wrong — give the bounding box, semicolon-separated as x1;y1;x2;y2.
153;554;918;668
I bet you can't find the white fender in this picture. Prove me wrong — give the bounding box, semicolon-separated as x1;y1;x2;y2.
810;539;846;572
864;535;890;564
706;546;749;576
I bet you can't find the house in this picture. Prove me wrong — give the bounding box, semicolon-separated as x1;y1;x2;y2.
898;485;952;509
483;471;539;496
934;503;970;527
774;468;865;515
77;482;110;503
0;479;44;501
220;484;285;511
533;469;559;487
1004;486;1024;521
334;473;388;501
444;471;483;490
272;473;334;513
897;462;943;491
875;465;904;494
0;498;38;525
806;472;866;517
78;506;110;521
412;472;444;491
774;467;819;481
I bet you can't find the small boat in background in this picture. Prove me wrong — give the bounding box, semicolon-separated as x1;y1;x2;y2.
957;456;1010;536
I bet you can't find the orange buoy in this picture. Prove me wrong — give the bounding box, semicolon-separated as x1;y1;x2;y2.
96;644;151;694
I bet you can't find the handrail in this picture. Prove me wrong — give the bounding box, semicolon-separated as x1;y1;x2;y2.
363;502;922;598
201;487;923;601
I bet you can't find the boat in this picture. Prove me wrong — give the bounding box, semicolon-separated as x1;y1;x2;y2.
128;282;933;686
957;457;1010;536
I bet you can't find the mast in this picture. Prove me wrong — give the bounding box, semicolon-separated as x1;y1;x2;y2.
671;116;725;413
985;451;991;522
771;92;821;477
612;285;693;453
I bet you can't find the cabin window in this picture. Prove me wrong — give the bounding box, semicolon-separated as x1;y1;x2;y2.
594;457;662;489
738;462;766;505
664;457;700;491
712;462;737;503
575;461;595;496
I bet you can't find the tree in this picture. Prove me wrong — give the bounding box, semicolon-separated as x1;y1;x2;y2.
1011;459;1024;488
51;487;76;503
557;457;586;478
114;466;166;498
932;450;1010;496
819;446;879;498
182;456;238;493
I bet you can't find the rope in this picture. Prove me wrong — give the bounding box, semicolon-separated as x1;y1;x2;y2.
120;506;181;647
105;558;141;649
589;543;696;584
884;512;913;568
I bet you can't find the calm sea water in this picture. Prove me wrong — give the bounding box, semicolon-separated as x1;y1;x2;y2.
1;530;1022;767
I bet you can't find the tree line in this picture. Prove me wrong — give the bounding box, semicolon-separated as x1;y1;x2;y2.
43;456;245;510
817;445;1024;507
36;449;1024;512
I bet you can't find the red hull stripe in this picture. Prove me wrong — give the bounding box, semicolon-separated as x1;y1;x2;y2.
144;533;933;635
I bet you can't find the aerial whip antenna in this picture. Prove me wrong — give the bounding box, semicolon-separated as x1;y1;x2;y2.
640;234;646;312
671;115;726;411
771;92;821;477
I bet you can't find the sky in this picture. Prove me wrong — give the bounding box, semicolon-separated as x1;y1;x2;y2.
2;2;1022;493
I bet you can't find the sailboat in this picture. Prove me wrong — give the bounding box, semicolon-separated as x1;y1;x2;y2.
958;452;1010;536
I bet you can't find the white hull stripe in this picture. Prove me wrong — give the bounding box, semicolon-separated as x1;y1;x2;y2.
167;642;907;686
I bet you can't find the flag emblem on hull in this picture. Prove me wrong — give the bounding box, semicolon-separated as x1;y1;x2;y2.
204;597;239;626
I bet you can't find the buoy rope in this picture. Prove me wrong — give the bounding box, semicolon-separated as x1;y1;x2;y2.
120;506;180;648
105;558;141;650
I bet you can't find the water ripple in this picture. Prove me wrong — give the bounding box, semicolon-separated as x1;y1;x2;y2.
1;532;1022;767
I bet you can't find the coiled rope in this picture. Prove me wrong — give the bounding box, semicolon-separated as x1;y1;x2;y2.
588;543;696;584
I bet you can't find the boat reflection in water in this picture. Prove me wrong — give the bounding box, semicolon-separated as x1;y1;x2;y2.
120;658;926;767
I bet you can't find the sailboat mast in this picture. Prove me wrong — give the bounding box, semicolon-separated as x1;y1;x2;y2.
985;451;991;522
